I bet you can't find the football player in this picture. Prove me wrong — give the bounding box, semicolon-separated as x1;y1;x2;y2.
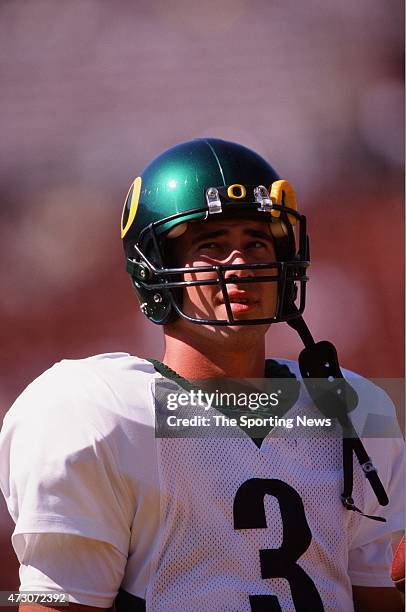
0;139;404;611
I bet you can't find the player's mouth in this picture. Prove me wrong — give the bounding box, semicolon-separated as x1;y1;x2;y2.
219;291;259;313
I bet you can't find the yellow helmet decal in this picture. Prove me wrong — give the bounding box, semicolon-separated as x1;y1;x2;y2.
270;179;298;224
121;176;142;238
227;184;247;200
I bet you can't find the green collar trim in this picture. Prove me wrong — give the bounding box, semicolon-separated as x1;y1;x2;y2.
147;358;296;383
147;358;195;391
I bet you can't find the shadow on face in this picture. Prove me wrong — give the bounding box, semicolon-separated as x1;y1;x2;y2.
164;218;279;344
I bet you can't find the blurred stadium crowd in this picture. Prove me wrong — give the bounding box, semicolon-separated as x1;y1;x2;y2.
0;0;404;595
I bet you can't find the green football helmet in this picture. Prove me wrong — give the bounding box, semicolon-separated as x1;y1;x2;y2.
121;138;309;325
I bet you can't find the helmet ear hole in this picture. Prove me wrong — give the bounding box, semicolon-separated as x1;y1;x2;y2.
131;278;175;325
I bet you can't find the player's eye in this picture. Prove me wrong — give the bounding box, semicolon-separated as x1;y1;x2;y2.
247;240;268;249
198;242;220;251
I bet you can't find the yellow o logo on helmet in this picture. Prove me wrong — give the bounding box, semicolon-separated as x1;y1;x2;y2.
121;176;142;238
227;184;246;200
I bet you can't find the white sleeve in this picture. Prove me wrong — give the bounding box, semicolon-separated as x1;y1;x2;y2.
348;435;405;587
0;362;135;601
19;533;126;608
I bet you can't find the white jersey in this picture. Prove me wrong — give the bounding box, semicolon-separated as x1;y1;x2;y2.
0;353;403;611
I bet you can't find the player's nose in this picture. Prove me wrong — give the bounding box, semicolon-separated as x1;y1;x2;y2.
224;250;254;279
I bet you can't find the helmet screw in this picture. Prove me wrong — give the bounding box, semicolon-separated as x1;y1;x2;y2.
139;269;147;278
207;188;217;197
153;293;162;303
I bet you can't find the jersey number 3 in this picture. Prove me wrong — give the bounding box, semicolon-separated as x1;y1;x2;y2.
233;478;325;612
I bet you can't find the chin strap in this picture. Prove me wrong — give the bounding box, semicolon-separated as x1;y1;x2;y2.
288;314;388;522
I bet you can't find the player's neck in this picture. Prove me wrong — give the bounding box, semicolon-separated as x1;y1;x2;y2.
162;331;266;379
